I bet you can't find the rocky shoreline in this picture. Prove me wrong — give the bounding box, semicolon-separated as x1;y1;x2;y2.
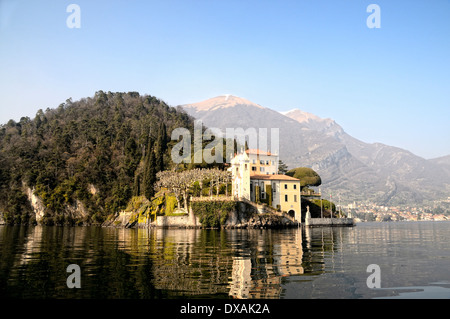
103;202;297;229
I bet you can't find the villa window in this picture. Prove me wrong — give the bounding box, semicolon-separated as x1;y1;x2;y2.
260;167;265;172
260;160;265;165
284;184;287;190
252;166;257;171
294;184;297;190
285;194;288;202
294;195;297;202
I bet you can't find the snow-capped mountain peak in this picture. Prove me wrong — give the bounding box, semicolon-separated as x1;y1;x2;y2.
183;95;265;112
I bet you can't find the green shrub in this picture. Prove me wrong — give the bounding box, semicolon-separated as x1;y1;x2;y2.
265;184;272;206
165;193;177;215
191;200;236;228
311;199;335;212
286;167;322;188
255;185;260;203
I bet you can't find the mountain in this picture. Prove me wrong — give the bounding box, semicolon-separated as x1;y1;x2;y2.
280;109;335;132
432;155;450;166
182;95;450;206
285;110;450;205
430;155;450;177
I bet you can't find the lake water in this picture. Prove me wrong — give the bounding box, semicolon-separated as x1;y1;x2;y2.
1;221;450;299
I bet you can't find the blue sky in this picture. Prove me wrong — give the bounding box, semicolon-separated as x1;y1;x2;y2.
0;0;449;159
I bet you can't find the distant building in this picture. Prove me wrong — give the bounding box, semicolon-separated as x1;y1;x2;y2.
229;149;302;222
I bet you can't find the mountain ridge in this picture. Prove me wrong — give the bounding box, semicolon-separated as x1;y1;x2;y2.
181;96;450;206
183;95;265;112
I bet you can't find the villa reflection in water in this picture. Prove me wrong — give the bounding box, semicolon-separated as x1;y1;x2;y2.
2;225;351;299
120;227;344;299
5;222;450;299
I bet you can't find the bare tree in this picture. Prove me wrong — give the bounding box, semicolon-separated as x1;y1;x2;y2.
156;168;233;209
157;170;182;209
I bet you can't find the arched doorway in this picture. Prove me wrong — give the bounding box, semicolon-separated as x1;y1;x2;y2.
288;210;295;219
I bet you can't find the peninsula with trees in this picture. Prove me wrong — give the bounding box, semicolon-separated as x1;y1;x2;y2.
0;91;343;228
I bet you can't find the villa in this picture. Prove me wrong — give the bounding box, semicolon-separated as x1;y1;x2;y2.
229;149;302;223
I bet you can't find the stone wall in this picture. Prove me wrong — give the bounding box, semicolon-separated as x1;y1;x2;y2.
155;200;296;228
156;213;200;228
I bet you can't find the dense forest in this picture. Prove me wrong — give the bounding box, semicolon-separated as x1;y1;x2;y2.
0;91;206;225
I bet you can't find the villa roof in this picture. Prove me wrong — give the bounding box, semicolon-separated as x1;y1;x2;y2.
245;149;277;156
250;174;300;182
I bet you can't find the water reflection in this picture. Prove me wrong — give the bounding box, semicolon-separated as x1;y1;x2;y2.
228;229;304;298
1;223;411;299
374;283;450;299
1;226;315;298
113;228;307;298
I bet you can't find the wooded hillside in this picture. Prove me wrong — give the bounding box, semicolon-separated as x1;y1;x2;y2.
0;91;195;224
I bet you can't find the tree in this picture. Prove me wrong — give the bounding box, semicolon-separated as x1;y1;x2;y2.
278;160;288;174
210;168;222;197
133;174;141;197
0;91;194;224
155;123;167;172
286;167;322;188
157;170;182;209
143;139;156;200
155;168;232;211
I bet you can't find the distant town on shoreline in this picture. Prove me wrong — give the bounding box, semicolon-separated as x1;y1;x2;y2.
346;199;450;222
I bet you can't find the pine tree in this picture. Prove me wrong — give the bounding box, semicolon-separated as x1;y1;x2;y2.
160;122;167;151
143;138;156;200
155;123;166;173
133;174;141;197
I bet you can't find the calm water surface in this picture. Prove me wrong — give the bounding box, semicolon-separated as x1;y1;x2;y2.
1;221;450;299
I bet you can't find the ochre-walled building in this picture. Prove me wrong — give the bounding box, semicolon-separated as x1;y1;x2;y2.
229;149;302;222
